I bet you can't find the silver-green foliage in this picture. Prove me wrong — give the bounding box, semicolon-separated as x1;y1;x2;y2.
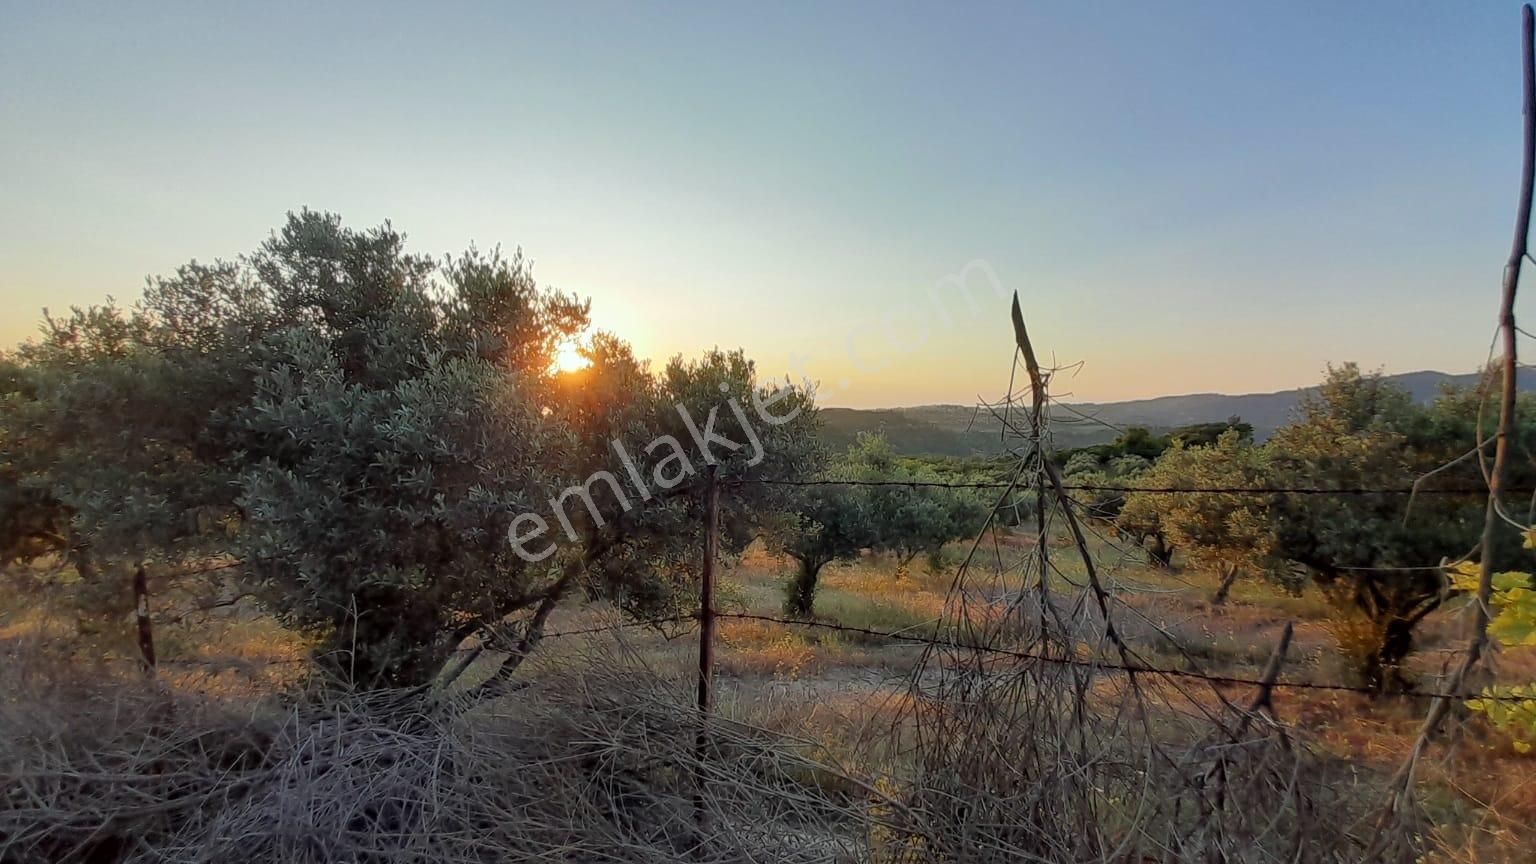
1;211;822;687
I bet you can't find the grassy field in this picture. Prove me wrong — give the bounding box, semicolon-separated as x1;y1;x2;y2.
5;527;1536;861
506;525;1536;861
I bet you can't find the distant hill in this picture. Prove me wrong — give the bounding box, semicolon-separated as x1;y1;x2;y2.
820;370;1524;457
819;407;1002;458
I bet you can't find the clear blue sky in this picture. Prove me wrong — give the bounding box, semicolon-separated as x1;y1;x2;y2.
0;1;1527;406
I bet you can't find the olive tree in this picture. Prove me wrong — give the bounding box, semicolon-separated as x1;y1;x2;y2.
500;334;822;655
848;436;987;570
767;435;987;617
767;474;875;618
236;219;822;686
1263;366;1536;691
1;211;822;687
1120;431;1273;604
0;266;276;636
1066;452;1151;523
1118;366;1536;692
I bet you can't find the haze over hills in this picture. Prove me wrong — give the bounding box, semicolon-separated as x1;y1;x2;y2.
821;370;1527;457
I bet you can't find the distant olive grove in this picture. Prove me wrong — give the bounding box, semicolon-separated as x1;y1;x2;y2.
1071;366;1536;693
803;369;1536;696
777;366;1536;694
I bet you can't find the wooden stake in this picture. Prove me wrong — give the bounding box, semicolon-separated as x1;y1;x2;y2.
1467;0;1536;700
1391;4;1536;805
133;564;156;675
697;462;720;716
1012;294;1134;662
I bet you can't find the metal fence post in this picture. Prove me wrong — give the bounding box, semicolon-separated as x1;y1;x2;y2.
694;462;720;833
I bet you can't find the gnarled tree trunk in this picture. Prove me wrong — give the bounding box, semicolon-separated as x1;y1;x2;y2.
785;557;827;617
1146;532;1175;568
1315;565;1445;695
1211;561;1239;606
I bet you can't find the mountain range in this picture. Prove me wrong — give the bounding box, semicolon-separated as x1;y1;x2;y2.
820;370;1524;457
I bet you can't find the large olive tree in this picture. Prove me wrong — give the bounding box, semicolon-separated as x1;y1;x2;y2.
1;211;822;687
1264;366;1536;691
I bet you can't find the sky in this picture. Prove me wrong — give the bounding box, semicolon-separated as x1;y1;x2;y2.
0;1;1529;408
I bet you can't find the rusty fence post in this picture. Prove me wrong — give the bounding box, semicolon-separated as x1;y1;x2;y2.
133;564;156;676
694;463;720;834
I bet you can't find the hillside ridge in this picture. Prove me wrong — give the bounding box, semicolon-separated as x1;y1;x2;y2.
822;369;1523;456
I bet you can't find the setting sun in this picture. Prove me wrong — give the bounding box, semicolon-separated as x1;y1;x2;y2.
553;339;591;374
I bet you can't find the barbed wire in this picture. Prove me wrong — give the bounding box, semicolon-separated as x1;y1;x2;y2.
101;603;1534;703
433;610;1536;705
445;614;700;652
708;612;1532;703
102;473;1529;704
726;477;1518;496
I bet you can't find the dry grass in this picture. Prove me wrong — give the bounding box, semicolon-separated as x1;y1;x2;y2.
0;642;889;864
0;632;1392;864
5;528;1536;861
718;618;827;677
1;563;312;697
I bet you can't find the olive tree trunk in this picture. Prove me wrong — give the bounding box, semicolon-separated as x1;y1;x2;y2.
785;557;828;617
1211;562;1240;606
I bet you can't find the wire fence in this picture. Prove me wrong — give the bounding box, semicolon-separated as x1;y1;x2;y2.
112;606;1528;705
728;476;1527;495
511;610;1535;704
124;468;1525;702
